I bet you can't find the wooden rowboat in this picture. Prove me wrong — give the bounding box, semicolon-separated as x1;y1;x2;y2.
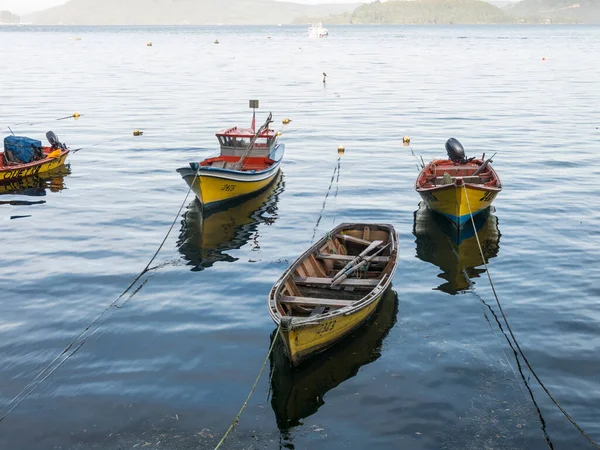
268;223;398;366
269;288;398;430
177;105;284;210
1;133;69;183
415;138;501;226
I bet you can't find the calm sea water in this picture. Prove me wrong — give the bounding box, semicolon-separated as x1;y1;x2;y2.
1;24;600;450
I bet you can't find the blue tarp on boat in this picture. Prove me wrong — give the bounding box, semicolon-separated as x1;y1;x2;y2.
3;136;43;163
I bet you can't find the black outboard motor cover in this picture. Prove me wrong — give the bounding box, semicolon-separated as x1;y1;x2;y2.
46;131;63;150
445;138;466;163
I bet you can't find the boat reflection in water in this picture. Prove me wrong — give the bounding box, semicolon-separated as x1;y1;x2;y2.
269;288;398;432
177;172;283;272
413;202;501;295
0;164;71;197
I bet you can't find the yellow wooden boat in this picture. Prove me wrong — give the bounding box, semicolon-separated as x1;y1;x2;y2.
177;172;283;271
269;288;398;430
415;138;501;226
268;223;398;366
1;132;69;183
177;107;284;210
413;202;501;294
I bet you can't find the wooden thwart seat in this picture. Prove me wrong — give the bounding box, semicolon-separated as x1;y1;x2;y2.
279;296;355;308
316;253;389;263
293;276;379;288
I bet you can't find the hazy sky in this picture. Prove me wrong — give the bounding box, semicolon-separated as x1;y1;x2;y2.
1;0;359;15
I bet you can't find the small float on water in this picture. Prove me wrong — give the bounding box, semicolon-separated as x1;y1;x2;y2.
1;132;70;183
308;23;328;38
268;223;398;366
415;138;502;226
177;101;285;210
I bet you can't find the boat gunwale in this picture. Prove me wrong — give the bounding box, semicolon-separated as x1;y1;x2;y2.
414;158;502;193
268;222;398;326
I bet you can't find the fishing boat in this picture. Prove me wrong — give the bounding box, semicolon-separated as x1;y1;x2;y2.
268;223;398;366
413;202;501;295
177;172;283;271
177;102;284;210
308;23;328;38
415;138;502;226
270;289;398;430
1;132;69;183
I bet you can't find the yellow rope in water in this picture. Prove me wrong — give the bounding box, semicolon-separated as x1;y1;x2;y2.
462;185;600;449
213;322;282;450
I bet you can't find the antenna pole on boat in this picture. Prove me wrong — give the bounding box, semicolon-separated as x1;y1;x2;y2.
7;126;15;136
249;99;259;133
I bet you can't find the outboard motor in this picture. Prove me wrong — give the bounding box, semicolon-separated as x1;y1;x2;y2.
445;138;466;163
46;131;65;150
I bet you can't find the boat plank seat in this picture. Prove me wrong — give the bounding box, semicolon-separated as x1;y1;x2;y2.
316;253;389;263
335;234;374;246
434;176;489;184
293;276;380;289
279;296;355;308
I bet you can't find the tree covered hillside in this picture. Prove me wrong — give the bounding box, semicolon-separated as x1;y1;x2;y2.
351;0;513;24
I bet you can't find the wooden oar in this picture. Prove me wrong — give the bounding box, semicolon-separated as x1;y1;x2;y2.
330;243;391;288
330;240;383;283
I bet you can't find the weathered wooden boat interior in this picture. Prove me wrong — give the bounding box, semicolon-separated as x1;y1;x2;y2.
418;160;499;188
277;225;396;318
201;155;276;172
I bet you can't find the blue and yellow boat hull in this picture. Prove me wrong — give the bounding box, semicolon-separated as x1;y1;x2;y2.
418;182;499;225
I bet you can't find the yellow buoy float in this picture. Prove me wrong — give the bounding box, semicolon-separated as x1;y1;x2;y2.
282;118;291;125
403;136;411;146
73;112;81;119
147;42;153;46
133;129;143;136
337;145;345;155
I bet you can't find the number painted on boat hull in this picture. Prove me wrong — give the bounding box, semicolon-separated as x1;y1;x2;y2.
221;184;236;192
2;165;42;180
480;191;496;202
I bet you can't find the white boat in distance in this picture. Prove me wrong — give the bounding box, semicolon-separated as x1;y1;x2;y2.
308;23;328;38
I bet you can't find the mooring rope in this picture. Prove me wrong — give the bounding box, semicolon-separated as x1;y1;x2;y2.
462;185;600;449
448;239;554;448
311;155;341;243
213;322;282;450
0;169;200;425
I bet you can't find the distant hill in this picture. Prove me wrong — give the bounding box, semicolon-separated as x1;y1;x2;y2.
505;0;600;23
26;0;359;25
0;10;20;23
296;0;514;24
296;0;600;24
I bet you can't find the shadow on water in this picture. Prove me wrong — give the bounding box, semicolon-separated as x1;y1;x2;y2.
413;202;501;295
0;164;71;199
176;172;284;271
269;288;399;434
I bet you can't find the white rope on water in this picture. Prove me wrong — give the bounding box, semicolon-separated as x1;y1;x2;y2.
0;168;200;424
